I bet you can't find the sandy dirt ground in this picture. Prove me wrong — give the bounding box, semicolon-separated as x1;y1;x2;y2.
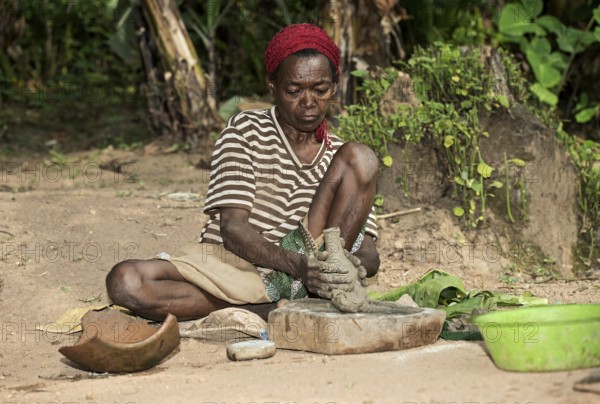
0;151;599;404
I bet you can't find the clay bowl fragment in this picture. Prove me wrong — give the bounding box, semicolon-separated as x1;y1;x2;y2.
59;308;180;373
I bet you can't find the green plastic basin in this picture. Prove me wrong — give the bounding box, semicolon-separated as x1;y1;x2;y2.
471;304;600;372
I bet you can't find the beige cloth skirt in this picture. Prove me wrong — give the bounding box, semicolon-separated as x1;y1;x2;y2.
166;243;271;305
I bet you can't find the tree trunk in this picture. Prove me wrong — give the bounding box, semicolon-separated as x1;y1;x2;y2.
321;0;394;108
137;0;222;150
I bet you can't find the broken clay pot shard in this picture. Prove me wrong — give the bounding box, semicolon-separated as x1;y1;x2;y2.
59;309;180;373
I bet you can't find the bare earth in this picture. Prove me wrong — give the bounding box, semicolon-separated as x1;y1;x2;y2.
0;150;598;404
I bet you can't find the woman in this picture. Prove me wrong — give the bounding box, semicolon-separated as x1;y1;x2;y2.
106;24;380;321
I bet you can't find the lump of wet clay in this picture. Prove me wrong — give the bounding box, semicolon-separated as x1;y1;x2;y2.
322;228;370;313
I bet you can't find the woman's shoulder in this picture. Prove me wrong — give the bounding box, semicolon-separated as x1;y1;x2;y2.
226;107;274;128
329;132;345;150
216;108;277;149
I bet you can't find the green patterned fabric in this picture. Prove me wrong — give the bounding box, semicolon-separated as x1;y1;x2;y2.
258;224;367;302
259;227;310;301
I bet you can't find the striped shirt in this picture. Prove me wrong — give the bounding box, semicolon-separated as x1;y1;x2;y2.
200;106;378;245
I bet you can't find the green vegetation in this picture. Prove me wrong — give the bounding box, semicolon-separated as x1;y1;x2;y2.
338;42;599;265
1;0;141;99
337;0;600;265
497;0;600;117
1;0;598;265
369;269;548;340
558;125;600;261
499;243;559;284
340;43;511;228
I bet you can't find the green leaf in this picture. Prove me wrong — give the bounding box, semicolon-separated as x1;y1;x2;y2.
490;180;503;188
576;93;590;111
536;15;564;36
443;294;493;318
594;27;600;43
444;135;455;148
508;158;526;167
594;6;600;24
557;27;597;53
575;105;599;123
218;96;243;121
546;52;568;70
529;36;551;55
369;269;549;328
107;5;141;68
525;46;561;88
60;285;70;293
497;3;545;38
382;155;393;167
454;176;465;186
496;95;509;108
374;195;384;207
453;206;465;217
470;181;482;195
350;70;369;78
529;83;558;105
460;100;472;109
494;292;548;306
522;0;544;19
477;162;494;178
413;273;466;308
367;282;419;302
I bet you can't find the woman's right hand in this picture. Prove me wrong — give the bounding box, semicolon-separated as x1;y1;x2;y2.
303;251;353;299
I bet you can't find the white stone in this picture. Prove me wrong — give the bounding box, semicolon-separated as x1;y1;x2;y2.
226;340;276;361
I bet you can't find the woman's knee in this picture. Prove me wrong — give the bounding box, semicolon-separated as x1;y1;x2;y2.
106;260;144;305
336;142;379;183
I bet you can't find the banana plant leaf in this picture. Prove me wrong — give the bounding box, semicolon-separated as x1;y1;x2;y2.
368;269;465;305
368;269;548;340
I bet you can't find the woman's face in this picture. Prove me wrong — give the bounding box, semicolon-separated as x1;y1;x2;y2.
268;53;337;134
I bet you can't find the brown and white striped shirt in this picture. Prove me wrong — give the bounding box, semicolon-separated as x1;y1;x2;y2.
200;106;377;245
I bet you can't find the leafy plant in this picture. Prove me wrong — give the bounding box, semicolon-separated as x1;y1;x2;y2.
556;125;600;260
339;43;509;228
1;0;140;88
499;44;600;261
339;68;400;159
374;194;385;214
497;0;600;120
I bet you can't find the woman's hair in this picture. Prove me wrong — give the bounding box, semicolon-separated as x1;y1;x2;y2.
268;48;339;83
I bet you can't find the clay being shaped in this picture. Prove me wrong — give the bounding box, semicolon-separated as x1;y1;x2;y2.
322;227;371;313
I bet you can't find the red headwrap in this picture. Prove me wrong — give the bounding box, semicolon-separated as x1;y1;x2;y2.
265;24;340;150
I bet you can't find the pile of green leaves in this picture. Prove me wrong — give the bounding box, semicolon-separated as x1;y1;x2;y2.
369;269;548;340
